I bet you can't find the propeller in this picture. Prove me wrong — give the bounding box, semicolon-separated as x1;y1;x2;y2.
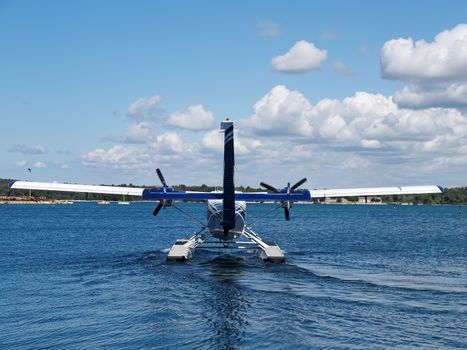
156;168;168;188
260;178;307;221
259;182;280;193
291;178;307;191
153;168;172;217
283;182;291;220
153;202;163;216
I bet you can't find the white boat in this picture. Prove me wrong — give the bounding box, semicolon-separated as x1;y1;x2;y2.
97;200;110;205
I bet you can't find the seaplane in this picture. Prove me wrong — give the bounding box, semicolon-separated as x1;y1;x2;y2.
9;119;443;262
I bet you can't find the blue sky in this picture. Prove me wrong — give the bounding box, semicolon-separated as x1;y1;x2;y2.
1;0;467;187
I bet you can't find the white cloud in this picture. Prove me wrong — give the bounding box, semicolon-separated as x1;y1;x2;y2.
381;24;467;82
123;122;155;143
393;83;467;109
257;20;282;37
102;122;156;144
33;161;47;169
241;85;314;137
127;95;161;118
242;85;467;156
15;160;27;167
382;24;467;110
8;144;47;155
271;40;327;73
81;85;467;187
201;130;223;153
150;132;190;155
167;104;215;131
340;155;371;169
360;139;383;149
82;145;148;170
201;129;261;155
241;87;466;186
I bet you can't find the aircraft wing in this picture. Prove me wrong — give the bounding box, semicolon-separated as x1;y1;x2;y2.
309;185;443;198
9;181;443;201
8;180;309;202
8;180;144;196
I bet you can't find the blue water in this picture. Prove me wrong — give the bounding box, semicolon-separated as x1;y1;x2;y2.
0;203;466;349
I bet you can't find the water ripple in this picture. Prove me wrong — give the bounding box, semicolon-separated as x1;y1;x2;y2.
0;203;466;349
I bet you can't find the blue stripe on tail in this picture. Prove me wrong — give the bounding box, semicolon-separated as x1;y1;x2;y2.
222;122;235;235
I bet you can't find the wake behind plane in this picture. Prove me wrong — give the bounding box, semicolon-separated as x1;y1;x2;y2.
9;119;443;262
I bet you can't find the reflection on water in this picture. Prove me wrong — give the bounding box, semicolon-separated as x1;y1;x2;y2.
209;256;245;282
204;256;249;350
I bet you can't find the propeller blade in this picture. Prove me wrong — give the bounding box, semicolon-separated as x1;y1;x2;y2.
284;206;290;221
153;202;163;216
260;182;280;193
291;178;307;191
281;200;291;221
156;168;168;187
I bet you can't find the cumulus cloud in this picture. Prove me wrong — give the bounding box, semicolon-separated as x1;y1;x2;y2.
150;132;191;155
84;132;197;168
381;24;467;82
271;40;327;73
201;129;261;155
82;145;149;170
340;155;371;169
81;85;467;187
360;139;383;149
123;122;155;143
167;104;215;131
241;85;314;136
33;161;47;169
257;20;282;37
201;130;223;153
102;122;156;144
382;24;467;110
127;95;161;118
15;160;27;167
394;83;467;109
240;86;467;185
242;85;467;155
8;144;47;155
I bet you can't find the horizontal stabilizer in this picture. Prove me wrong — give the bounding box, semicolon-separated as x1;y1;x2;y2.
309;185;443;198
9;181;144;196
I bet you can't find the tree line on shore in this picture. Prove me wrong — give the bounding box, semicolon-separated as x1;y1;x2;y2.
1;178;466;204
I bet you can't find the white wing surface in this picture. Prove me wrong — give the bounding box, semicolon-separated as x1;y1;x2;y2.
9;181;144;196
309;185;443;198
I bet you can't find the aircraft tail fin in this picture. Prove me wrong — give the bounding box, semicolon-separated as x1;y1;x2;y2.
220;119;235;234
